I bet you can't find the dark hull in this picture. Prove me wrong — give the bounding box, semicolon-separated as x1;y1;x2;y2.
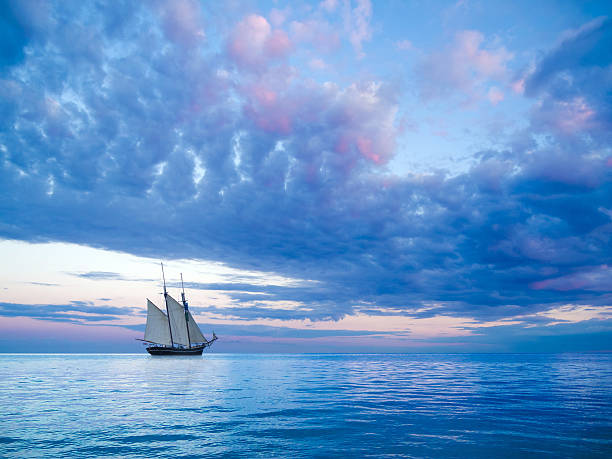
146;345;205;355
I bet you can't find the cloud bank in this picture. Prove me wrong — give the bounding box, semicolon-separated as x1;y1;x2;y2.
0;2;610;337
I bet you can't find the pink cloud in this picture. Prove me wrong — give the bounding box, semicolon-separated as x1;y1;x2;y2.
320;0;339;13
529;96;601;140
269;7;289;27
487;87;504;105
230;14;271;57
248;109;292;134
328;82;398;165
228;14;292;69
240;79;398;171
290;19;340;52
244;83;294;134
155;0;205;47
553;97;596;134
511;78;526;94
265;29;291;57
457;31;509;78
309;58;327;70
343;0;373;58
335;135;351;154
418;30;513;102
252;86;277;106
356;136;382;163
395;39;413;51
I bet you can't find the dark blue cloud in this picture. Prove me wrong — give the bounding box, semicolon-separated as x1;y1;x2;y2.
448;319;612;353
0;301;136;323
525;16;612;145
70;271;155;282
0;2;28;70
123;322;398;339
0;3;610;329
0;1;48;71
73;271;124;280
526;17;612;96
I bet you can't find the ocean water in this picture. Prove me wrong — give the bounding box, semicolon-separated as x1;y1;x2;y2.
0;354;611;458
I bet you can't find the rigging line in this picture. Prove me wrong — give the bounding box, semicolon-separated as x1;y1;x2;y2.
161;261;174;347
181;272;192;349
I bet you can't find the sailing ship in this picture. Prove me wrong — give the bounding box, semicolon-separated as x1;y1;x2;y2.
139;265;217;355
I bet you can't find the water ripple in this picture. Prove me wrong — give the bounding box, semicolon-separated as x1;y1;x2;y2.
0;353;611;457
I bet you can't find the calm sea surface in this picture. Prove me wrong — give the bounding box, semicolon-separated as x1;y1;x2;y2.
0;353;610;457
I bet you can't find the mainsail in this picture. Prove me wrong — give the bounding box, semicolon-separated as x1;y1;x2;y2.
166;294;190;346
166;294;208;346
144;299;172;345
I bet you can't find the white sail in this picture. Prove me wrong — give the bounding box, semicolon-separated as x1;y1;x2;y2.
187;311;207;343
144;299;172;345
166;294;190;346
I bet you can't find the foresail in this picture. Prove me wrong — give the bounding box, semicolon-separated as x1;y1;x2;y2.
166;294;190;346
187;311;207;343
144;299;171;345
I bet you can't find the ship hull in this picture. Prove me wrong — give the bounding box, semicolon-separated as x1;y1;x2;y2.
146;345;205;355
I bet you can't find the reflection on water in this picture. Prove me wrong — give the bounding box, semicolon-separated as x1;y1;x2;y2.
1;354;611;457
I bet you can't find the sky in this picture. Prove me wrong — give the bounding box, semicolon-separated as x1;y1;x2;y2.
0;0;611;353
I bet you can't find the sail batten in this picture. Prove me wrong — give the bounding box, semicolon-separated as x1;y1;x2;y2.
144;299;172;345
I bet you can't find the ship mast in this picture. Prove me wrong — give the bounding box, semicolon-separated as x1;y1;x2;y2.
161;262;174;347
181;273;192;349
